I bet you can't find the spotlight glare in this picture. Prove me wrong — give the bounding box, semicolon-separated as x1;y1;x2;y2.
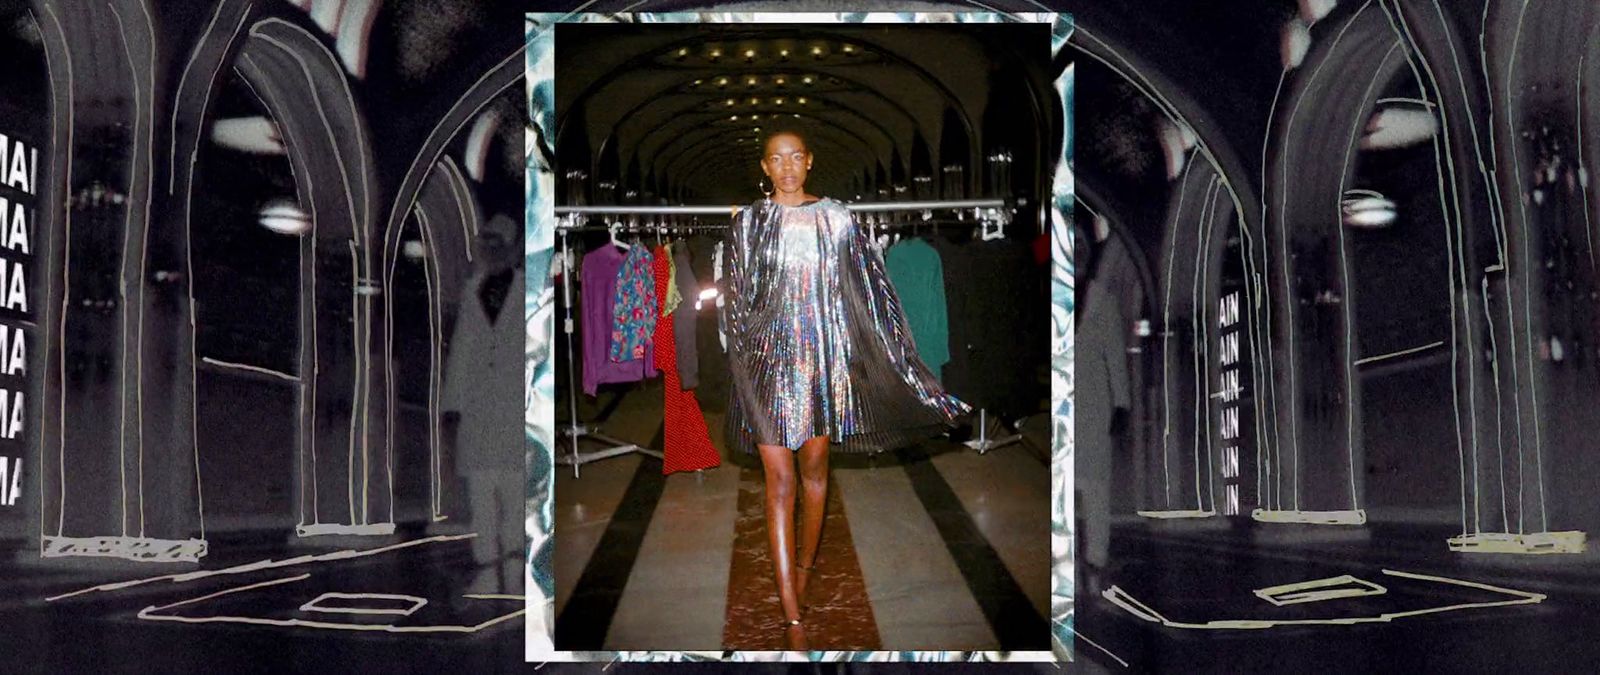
258;200;310;235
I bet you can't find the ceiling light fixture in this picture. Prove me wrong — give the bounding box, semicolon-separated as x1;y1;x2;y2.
1341;190;1398;229
775;98;784;105
259;200;311;235
726;98;735;106
803;76;814;84
811;45;823;56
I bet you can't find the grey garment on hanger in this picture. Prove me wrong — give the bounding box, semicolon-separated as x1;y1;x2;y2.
672;243;701;389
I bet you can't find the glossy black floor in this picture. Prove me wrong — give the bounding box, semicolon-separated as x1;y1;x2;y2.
0;529;521;674
1073;520;1600;673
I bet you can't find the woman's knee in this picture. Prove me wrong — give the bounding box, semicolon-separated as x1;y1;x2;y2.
758;445;796;490
800;472;827;498
799;448;826;477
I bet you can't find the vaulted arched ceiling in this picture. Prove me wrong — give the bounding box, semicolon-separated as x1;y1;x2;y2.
555;22;1045;203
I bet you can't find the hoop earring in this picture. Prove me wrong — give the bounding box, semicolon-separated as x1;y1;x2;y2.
759;177;773;197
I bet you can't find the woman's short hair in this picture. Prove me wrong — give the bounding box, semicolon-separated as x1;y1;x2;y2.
758;125;810;155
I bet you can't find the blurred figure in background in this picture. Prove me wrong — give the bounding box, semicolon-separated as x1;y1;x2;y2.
443;213;526;594
1077;215;1133;596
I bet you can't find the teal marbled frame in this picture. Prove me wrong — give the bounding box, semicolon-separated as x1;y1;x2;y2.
525;11;1074;663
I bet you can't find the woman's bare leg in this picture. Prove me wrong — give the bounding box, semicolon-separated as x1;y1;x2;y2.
795;435;830;603
757;443;806;649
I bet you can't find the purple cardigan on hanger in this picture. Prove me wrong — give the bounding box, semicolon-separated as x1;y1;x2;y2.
582;244;657;395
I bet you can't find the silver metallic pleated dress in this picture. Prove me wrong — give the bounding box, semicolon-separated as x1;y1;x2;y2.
719;197;971;453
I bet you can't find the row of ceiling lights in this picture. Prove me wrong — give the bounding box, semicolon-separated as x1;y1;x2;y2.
729;113;804;121
693;74;818;88
676;43;857;61
723;96;808;106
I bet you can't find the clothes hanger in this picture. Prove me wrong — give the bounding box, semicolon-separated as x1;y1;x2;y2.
609;219;630;250
980;208;1006;241
626;215;644;247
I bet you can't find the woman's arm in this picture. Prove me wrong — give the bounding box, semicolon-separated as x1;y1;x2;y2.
843;207;915;365
720;209;748;353
839;205;970;413
718;204;780;429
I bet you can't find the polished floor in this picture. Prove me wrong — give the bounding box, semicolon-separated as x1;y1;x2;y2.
552;378;1052;652
1;529;524;673
1073;517;1600;673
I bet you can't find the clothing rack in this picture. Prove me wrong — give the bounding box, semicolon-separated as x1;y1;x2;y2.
553;198;1009;216
552;200;1025;468
965;409;1024;454
557;198;1017;246
553;226;667;478
551;218;994;232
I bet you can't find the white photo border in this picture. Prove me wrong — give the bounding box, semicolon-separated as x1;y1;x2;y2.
524;10;1075;663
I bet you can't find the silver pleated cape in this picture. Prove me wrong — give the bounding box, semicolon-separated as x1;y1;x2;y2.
719;197;970;453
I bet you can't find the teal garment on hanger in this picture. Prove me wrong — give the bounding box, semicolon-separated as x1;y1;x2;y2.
884;237;951;381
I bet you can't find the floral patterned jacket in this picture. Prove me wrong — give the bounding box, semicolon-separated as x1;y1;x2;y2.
608;244;657;362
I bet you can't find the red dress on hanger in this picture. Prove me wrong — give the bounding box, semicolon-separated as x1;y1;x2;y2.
653;244;721;474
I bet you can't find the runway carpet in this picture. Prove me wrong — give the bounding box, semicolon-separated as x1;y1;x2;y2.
723;464;881;650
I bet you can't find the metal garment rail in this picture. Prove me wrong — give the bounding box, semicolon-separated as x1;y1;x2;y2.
552;220;997;232
552;198;1010;216
551;199;1023;476
553;226;664;478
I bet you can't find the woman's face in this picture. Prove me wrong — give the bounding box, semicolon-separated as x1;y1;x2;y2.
760;132;812;196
